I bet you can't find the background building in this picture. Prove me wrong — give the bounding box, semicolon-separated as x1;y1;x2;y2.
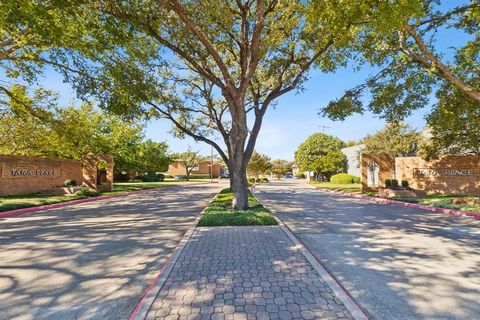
167;160;221;178
341;144;364;177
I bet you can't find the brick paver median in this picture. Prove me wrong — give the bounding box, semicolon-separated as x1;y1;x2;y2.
146;226;353;320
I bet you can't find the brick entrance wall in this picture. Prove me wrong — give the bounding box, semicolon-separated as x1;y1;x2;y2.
395;156;480;195
0;155;82;196
361;154;480;195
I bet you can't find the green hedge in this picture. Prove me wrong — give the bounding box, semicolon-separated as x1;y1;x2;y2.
74;188;101;197
330;173;360;184
140;173;165;182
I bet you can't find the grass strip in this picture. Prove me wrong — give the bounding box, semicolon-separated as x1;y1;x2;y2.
198;188;277;227
391;195;480;213
309;181;362;193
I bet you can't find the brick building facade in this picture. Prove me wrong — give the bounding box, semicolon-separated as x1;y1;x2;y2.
167;160;221;178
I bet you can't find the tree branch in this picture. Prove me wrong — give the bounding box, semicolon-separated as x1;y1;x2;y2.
147;101;229;164
167;0;236;92
405;25;480;102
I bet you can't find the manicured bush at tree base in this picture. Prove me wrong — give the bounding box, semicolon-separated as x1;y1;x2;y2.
262;177;269;183
353;176;361;183
255;178;262;183
401;180;409;188
198;188;277;226
385;179;392;188
64;179;76;187
391;179;399;188
74;188;101;197
248;177;256;184
330;173;357;184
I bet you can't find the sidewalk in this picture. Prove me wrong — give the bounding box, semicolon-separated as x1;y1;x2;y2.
145;227;353;320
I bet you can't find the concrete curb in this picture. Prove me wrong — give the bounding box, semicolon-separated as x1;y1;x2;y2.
129;201;211;320
313;187;480;220
251;189;369;320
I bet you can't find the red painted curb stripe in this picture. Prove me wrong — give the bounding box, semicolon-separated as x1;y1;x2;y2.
281;221;369;320
128;247;177;320
0;187;174;219
129;201;209;319
320;189;480;220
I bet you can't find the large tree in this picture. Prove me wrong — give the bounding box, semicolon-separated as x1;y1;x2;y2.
362;122;422;157
295;133;345;181
135;140;171;174
247;151;272;178
320;0;480;121
47;0;363;209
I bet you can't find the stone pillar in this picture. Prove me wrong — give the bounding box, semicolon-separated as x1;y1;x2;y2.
82;156;97;189
360;153;395;192
82;154;114;191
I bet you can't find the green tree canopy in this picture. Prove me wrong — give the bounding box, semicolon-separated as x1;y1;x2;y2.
295;133;345;181
0;1;104;114
247;151;272;178
134;140;171;174
362;122;422;157
319;1;480;121
421;85;480;158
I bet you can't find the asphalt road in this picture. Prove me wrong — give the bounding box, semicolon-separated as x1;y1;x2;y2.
0;183;223;320
255;180;480;320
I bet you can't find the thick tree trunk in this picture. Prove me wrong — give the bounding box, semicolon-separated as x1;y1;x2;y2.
226;96;250;210
230;164;249;210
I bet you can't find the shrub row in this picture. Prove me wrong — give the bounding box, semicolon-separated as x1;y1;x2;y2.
74;188;102;197
385;179;409;188
138;173;165;182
